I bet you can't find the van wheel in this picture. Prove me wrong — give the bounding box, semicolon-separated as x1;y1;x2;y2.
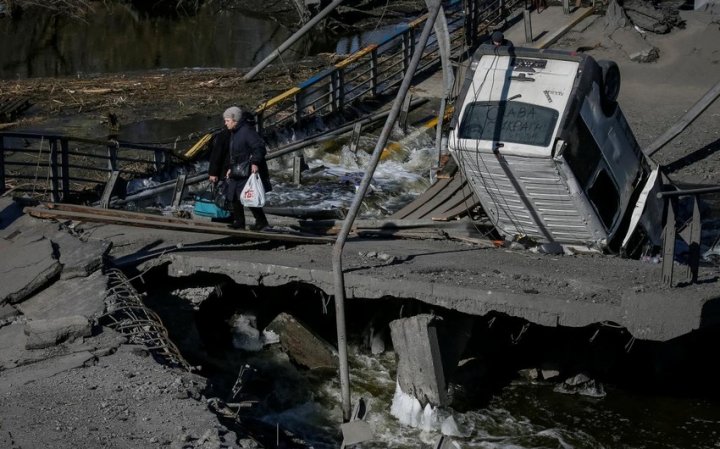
598;60;621;103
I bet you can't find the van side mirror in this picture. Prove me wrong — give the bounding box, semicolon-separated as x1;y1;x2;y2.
553;139;567;161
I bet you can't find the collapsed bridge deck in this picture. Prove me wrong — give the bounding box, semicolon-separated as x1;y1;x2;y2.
89;220;720;343
6;195;718;342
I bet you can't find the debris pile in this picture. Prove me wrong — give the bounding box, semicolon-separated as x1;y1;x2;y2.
623;0;686;34
0;200;254;448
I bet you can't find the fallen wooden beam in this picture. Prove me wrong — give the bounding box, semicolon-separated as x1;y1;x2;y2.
24;205;334;244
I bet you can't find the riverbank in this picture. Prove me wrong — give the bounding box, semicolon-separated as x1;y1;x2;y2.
0;62;331;134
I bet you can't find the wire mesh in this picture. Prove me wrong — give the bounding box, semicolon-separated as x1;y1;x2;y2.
101;268;192;371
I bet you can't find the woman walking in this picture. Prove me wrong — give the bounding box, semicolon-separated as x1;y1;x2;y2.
209;106;272;230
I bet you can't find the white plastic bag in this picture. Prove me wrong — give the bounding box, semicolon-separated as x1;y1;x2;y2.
240;173;265;208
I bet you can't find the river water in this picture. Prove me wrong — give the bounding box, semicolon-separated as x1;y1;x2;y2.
5;4;720;449
0;3;330;79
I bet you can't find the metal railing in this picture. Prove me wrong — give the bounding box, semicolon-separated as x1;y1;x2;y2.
0;0;523;202
254;0;523;134
0;132;178;201
659;185;720;286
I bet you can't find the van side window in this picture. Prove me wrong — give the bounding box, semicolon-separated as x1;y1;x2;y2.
587;169;619;230
564;118;602;188
565;118;620;230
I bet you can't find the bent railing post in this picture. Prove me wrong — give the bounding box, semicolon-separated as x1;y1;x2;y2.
49;138;60;202
660;197;677;287
429;1;455;164
107;141;118;172
60;138;70;200
331;0;444;423
686;196;701;284
154;149;166;173
100;171;121;209
370;49;379;96
658;185;720;286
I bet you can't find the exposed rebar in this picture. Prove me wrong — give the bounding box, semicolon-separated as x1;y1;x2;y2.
102;268;191;371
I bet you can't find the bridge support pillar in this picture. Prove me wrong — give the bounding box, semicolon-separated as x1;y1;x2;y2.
389;314;472;407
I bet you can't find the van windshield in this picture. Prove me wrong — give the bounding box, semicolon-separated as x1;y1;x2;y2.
458;101;559;147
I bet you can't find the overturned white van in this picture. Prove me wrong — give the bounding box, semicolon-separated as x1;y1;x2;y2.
448;46;662;253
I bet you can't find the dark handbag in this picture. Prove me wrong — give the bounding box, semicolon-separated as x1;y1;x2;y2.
213;180;231;211
230;160;250;179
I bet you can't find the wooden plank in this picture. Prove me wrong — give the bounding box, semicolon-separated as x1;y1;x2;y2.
432;181;478;215
400;175;465;220
27;206;333;244
390;156;461;219
390;177;453;219
432;192;480;221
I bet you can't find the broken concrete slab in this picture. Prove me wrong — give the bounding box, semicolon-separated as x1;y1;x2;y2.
0;235;61;305
610;27;659;62
48;230;111;279
605;0;630;33
0;323;28;370
624;0;685;34
4;326;125;371
266;312;337;371
0;303;19;323
24;315;92;350
17;269;108;321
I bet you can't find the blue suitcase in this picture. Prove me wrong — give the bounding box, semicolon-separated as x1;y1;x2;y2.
193;184;230;219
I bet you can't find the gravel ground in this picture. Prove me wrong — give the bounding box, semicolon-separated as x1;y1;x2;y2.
554;7;720;188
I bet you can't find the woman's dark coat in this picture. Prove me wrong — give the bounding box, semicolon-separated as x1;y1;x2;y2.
208;122;272;202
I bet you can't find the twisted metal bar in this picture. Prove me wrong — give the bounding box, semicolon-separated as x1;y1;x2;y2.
102;268;191;371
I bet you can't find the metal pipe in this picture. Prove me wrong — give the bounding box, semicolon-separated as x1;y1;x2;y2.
657;185;720;198
428;0;455;167
331;0;444;423
243;0;345;81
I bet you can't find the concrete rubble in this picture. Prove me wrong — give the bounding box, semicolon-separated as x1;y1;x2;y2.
0;196;245;449
266;311;337;371
0;233;61;305
605;0;660;62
